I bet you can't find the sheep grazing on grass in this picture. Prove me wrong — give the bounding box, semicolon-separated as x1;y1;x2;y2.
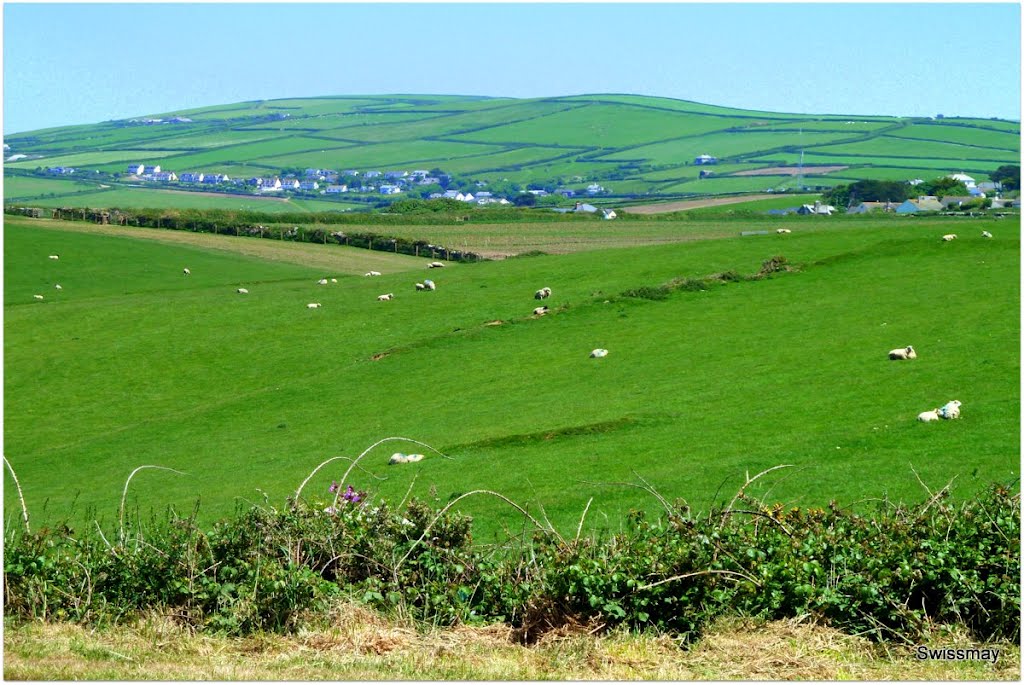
365;271;382;277
776;228;792;234
415;282;426;291
590;348;609;358
237;288;249;294
888;345;917;360
917;408;941;422
317;278;329;285
942;234;957;242
48;255;59;260
33;294;44;300
982;230;993;238
389;452;424;465
377;293;394;301
938;400;962;420
532;305;549;316
424;279;436;291
183;268;191;275
330;278;338;283
428;261;446;268
534;287;552;300
54;284;62;290
307;302;321;309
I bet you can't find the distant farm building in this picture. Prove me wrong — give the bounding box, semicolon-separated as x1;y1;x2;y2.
895;196;943;213
694;154;718;165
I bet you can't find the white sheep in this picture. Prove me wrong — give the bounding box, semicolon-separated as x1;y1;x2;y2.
33;294;44;300
888;346;917;360
590;348;609;358
183;268;191;275
317;278;329;285
330;278;338;283
938;400;962;420
388;452;424;465
237;288;249;294
942;234;957;242
428;261;445;268
982;230;993;238
776;228;792;234
532;305;549;316
307;302;321;309
917;408;941;422
54;284;62;290
365;271;382;277
534;287;552;300
415;282;426;291
377;293;394;301
424;279;436;291
48;255;59;260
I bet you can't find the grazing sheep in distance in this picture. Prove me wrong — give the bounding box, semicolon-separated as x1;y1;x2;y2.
590;348;609;358
534;287;552;300
776;228;792;234
48;255;59;260
317;278;329;285
888;345;917;360
982;230;993;238
377;293;394;301
938;400;962;420
237;288;249;294
54;284;62;290
415;282;426;291
942;234;957;242
330;278;338;283
183;268;191;275
428;261;445;268
532;305;549;316
424;279;436;291
33;294;44;300
307;302;321;309
917;408;940;422
365;271;382;277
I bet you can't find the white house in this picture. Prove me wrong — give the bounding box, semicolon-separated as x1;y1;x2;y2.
143;165;161;175
299;180;319;191
202;174;230;185
152;171;177;182
694;154;718;165
586;183;605;194
948;172;976;188
325;184;348;194
179;172;204;184
126;163;145;175
259;178;282;191
379;184;402;195
279;178;300;190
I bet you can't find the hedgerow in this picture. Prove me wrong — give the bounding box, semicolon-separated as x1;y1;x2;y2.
3;481;1019;644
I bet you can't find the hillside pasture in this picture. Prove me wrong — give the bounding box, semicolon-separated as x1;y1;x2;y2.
13;187;358;213
4;215;1018;541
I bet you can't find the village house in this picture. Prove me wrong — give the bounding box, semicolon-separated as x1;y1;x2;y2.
694;154;718;165
125;163;145;175
895;196;943;213
179;172;204;184
846;201;898;214
299;180;319;191
325;184;348;194
152;171;177;182
379;184;402;195
142;165;161;175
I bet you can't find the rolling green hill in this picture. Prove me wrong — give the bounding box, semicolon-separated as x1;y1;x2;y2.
4;215;1018;539
4;94;1019;210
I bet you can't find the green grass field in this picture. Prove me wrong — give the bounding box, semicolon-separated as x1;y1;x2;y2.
5;95;1017;206
4;214;1018;541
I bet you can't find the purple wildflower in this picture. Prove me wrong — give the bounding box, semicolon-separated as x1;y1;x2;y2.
329;481;339;494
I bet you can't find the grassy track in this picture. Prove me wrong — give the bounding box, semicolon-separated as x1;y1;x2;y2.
4;214;1018;540
3;613;1018;680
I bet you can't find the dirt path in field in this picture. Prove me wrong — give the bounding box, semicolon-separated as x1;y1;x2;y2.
15;218;422;274
622;195;779;215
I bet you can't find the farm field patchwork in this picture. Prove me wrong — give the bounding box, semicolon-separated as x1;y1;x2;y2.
4;215;1018;541
5;95;1018;205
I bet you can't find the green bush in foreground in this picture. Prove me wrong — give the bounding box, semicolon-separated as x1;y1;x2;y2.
3;483;1019;644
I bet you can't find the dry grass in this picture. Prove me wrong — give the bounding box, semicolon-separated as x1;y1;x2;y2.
4;606;1018;681
20;218;424;274
622;194;779;214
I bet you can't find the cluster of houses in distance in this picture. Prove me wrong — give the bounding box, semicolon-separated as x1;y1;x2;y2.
42;163;610;205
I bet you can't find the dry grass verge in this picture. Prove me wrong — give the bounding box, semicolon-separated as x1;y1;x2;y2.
4;607;1018;680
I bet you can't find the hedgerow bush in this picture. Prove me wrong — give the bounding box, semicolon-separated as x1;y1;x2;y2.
3;482;1019;644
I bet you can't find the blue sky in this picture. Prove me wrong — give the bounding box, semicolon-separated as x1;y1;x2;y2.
3;2;1021;134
